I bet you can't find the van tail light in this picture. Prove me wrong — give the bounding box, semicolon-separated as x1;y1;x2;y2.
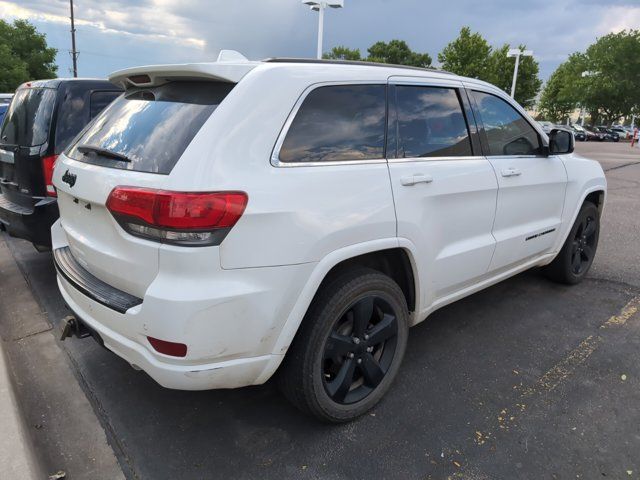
42;155;58;197
106;187;248;246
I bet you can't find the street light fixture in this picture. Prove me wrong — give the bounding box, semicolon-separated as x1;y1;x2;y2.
302;0;344;59
507;48;533;98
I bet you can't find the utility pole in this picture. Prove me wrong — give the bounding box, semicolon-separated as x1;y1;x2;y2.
69;0;78;77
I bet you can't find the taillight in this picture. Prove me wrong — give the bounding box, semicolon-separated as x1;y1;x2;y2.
42;155;58;197
106;187;247;246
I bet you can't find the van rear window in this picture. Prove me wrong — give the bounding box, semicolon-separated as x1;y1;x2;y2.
66;81;234;174
0;88;56;147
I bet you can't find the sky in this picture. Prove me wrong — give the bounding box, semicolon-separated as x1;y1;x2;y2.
2;0;639;81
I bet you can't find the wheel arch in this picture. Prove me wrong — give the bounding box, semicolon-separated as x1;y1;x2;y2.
550;184;606;257
256;238;420;383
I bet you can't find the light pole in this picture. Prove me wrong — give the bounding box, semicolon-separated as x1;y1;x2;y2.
302;1;344;59
507;48;533;98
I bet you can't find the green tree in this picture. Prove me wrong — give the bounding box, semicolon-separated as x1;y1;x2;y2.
0;44;29;91
487;44;542;108
437;27;491;79
581;30;640;124
437;28;541;107
323;46;362;61
366;39;432;67
538;53;585;122
0;19;57;90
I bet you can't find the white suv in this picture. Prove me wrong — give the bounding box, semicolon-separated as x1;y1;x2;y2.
52;53;606;422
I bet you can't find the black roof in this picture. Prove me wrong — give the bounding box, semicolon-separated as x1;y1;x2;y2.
263;57;453;75
18;78;119;90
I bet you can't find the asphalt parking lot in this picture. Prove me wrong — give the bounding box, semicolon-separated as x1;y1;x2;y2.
2;141;639;479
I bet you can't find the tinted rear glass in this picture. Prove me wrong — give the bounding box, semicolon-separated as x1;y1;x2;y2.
0;88;56;147
66;82;234;174
278;85;386;163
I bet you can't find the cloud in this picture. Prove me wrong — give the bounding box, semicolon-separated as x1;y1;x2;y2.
1;0;638;80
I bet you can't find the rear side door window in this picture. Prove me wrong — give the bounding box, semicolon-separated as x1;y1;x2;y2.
277;84;386;163
392;85;472;158
470;91;541;156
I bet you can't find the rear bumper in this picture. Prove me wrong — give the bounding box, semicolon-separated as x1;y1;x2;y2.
0;192;58;247
57;275;274;390
51;219;315;390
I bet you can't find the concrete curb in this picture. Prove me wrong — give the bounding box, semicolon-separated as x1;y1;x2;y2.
0;340;42;479
0;234;125;479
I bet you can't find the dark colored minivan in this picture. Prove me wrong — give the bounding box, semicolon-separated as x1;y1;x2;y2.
0;79;122;249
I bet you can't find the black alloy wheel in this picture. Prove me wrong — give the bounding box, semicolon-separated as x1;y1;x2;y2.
544;201;600;285
322;295;399;405
569;213;597;276
279;268;409;422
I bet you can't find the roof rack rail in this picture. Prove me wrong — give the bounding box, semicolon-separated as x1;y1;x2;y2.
263;57;454;75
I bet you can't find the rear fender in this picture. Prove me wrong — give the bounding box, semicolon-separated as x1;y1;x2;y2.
254;237;421;383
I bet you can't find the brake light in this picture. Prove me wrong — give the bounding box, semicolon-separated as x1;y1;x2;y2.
42;155;58;197
147;336;187;357
106;187;247;246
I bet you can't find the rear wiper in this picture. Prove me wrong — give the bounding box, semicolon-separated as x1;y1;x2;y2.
77;144;132;163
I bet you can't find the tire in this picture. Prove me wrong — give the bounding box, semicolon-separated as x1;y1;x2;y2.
278;268;409;423
544;201;600;285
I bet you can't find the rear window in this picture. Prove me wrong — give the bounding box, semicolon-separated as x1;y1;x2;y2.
0;88;56;147
278;84;386;163
66;81;234;174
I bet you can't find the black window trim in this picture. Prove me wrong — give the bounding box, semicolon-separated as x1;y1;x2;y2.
271;81;389;167
467;88;548;158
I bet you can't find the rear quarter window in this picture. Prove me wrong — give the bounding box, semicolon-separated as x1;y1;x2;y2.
278;84;386;163
66;81;233;174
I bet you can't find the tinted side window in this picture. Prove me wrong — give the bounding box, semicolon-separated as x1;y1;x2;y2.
471;91;540;156
396;86;472;158
90;91;121;119
54;91;88;153
279;85;386;163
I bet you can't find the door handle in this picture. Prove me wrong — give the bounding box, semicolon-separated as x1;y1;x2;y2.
400;174;433;186
501;167;522;177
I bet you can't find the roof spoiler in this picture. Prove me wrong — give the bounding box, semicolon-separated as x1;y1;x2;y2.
109;50;257;89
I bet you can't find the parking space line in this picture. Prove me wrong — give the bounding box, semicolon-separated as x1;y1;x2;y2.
472;293;640;451
601;295;640;328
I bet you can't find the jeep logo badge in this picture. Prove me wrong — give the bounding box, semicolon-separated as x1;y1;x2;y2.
62;170;77;188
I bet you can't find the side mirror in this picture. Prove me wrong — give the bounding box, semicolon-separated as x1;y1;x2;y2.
548;128;574;155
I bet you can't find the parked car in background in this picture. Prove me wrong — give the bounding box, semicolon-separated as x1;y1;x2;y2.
610;126;629;140
51;55;606;422
584;126;605;141
571;124;587;141
538;120;554;134
0;79;122;250
595;126;619;142
0;104;8;125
